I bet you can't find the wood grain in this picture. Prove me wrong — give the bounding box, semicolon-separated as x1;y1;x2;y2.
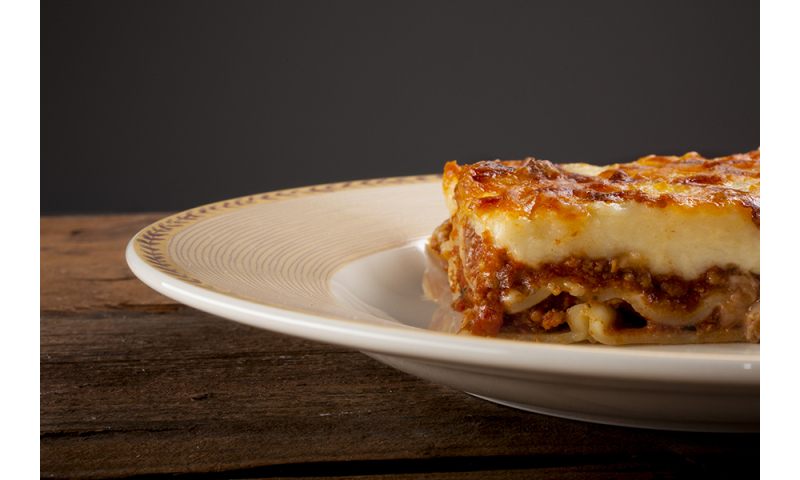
41;215;759;479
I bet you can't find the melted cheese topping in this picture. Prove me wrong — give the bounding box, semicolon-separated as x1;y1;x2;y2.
470;200;759;279
445;150;760;280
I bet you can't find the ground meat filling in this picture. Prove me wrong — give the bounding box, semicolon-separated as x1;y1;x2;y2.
504;293;580;335
435;219;759;338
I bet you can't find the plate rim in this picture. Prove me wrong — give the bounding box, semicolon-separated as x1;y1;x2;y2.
129;174;442;305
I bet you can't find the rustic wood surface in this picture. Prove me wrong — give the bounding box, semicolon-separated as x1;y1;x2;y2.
40;214;759;479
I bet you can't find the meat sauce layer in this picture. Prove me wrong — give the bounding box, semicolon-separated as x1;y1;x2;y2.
433;220;759;338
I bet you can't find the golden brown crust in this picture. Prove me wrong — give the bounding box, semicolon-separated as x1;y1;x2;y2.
444;150;760;227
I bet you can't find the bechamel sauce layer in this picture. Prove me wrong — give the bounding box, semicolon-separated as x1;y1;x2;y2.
469;201;759;280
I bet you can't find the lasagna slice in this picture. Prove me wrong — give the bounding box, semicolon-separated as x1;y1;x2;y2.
427;150;760;345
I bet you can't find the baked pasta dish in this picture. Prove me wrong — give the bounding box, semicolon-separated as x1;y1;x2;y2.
426;150;760;345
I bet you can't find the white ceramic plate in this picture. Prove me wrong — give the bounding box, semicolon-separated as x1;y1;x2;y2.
126;176;759;432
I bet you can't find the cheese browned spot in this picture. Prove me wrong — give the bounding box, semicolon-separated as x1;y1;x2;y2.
428;150;760;345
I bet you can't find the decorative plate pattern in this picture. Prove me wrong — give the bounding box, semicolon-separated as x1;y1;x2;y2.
132;175;440;317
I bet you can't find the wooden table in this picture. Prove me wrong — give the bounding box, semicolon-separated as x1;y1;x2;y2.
41;214;759;479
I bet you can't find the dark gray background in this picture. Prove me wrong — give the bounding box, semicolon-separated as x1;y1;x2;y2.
41;0;759;214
